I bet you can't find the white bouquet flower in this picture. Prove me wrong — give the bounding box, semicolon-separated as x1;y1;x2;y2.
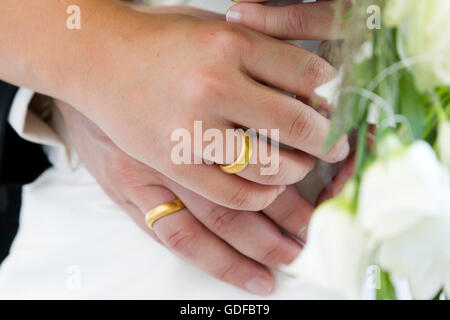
284;184;372;299
359;139;450;299
288;0;450;300
438;121;450;169
384;0;450;91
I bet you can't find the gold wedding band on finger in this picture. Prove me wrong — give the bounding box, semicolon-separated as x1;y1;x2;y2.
145;199;186;230
220;131;253;175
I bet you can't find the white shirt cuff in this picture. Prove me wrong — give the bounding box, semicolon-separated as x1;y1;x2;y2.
7;88;79;171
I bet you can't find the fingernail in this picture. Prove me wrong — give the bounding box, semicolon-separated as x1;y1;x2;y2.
226;9;242;23
338;141;350;160
278;185;286;195
245;277;273;296
297;226;308;242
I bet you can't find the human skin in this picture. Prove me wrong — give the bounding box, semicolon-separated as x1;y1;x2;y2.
57;99;313;296
227;0;357;201
227;0;344;40
51;4;313;296
0;0;349;213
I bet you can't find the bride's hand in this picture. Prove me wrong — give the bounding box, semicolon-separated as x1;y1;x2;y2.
226;0;344;40
57;101;313;296
63;4;348;212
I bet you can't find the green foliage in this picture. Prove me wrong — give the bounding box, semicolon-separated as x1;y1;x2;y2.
327;0;439;180
425;87;450;144
322;0;447;302
376;269;397;300
432;288;444;300
397;71;427;141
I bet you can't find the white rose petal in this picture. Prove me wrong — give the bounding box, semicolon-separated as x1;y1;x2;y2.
378;217;450;299
385;0;450;91
283;198;370;299
359;139;450;299
359;141;450;240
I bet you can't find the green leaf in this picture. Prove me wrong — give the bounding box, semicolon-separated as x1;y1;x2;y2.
350;121;369;212
432;288;444;300
326;90;367;150
376;269;397;300
327;26;400;150
398;71;427;141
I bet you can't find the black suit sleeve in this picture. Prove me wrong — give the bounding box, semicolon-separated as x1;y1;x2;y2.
0;81;18;184
0;80;51;265
0;81;50;186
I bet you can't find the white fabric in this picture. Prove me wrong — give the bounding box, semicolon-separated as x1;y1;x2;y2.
0;90;324;299
0;0;328;299
7;88;79;172
0;165;326;299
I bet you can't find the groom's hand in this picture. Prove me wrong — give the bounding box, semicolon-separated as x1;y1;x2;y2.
227;0;344;40
57;101;313;296
58;3;349;213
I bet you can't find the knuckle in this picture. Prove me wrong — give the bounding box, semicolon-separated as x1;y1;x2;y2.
216;262;241;283
260;243;286;267
206;206;239;233
107;160;140;188
186;70;227;106
210;25;245;54
286;7;310;36
259;13;270;35
303;55;331;89
276;206;297;226
260;156;285;185
228;185;254;210
288;107;315;143
165;228;197;255
227;186;276;211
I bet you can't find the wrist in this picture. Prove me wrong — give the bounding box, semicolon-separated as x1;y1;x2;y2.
48;2;143;103
57;3;171;119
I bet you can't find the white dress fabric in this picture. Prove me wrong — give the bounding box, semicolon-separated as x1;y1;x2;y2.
0;0;332;299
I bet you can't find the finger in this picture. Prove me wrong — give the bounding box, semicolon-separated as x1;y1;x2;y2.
131;184;275;295
316;182;334;206
165;119;284;211
316;152;355;205
227;1;342;40
198;126;316;185
164;159;284;211
239;33;338;112
165;180;301;271
100;183;163;245
262;185;314;242
225;76;349;163
237;142;316;185
332;152;355;195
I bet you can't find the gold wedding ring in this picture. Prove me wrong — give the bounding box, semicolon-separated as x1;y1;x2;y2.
220;131;253;174
145;199;186;230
